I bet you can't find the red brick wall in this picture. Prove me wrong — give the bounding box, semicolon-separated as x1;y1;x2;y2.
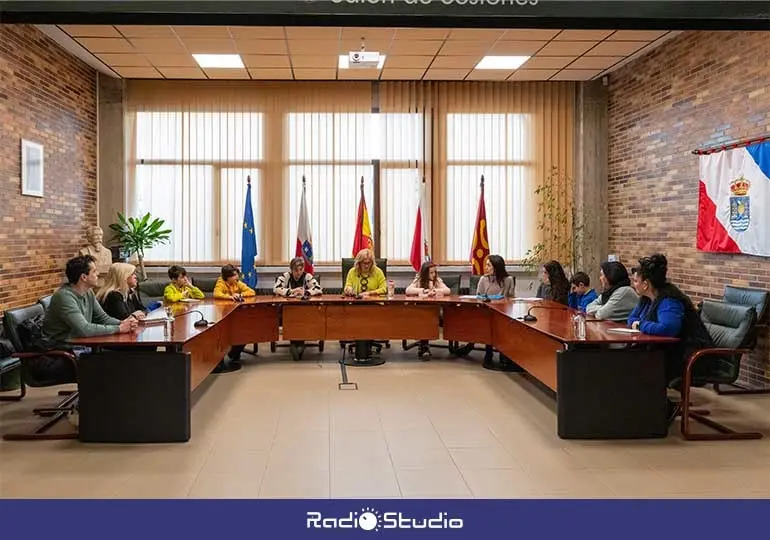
0;25;97;314
608;30;770;387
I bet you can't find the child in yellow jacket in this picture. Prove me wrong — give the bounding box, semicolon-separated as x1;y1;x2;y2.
164;265;205;303
213;264;256;301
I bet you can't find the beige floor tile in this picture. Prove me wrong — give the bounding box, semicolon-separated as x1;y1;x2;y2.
396;468;472;498
460;468;542;498
200;447;269;476
331;466;401;497
259;467;330;498
449;446;521;470
118;473;198;498
389;447;456;469
384;428;445;452
188;472;263;499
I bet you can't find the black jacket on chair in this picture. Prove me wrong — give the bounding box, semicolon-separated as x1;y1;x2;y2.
102;290;146;321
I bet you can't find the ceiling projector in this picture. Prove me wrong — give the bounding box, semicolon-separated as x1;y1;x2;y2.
348;51;381;68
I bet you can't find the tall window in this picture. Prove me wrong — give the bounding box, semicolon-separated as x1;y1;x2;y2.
131;111;263;263
285;112;422;264
445;113;533;263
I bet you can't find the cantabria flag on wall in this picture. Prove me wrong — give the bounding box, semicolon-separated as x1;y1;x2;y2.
697;140;770;257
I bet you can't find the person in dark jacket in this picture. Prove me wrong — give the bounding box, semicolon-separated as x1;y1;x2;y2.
536;260;570;305
96;263;148;321
567;272;598;312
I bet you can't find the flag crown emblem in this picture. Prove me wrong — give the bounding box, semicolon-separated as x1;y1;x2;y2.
730;177;751;196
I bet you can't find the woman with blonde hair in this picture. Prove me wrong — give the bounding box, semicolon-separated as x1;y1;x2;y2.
97;262;147;321
344;248;387;297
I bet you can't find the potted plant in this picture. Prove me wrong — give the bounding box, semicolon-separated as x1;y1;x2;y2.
109;212;171;281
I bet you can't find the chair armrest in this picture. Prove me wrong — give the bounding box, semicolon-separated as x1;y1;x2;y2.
686;347;751;368
12;351;76;360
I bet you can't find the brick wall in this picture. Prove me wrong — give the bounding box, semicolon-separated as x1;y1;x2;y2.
608;31;770;387
0;25;97;314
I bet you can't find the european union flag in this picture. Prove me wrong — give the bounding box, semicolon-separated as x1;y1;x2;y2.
241;176;258;288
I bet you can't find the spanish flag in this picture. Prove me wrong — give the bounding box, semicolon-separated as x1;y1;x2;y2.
470;176;489;275
352;177;374;256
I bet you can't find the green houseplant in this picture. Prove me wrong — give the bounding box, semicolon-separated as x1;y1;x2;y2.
109;212;171;280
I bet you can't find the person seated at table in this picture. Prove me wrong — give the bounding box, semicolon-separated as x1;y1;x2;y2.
567;272;598;312
214;264;256;302
456;255;516;369
96;262;148;321
536;260;569;305
273;257;323;360
628;254;714;418
343;249;387;362
274;257;323;298
405;261;451;359
38;255;137;383
585;261;638;322
163;265;205;303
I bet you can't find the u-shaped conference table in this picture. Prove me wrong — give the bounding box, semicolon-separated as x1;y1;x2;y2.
71;295;677;443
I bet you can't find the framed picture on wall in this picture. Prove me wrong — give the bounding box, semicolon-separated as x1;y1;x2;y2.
21;139;44;197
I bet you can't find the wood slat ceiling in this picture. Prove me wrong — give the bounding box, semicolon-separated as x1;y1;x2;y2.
57;25;672;81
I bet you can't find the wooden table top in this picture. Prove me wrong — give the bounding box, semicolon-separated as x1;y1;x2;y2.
70;295;677;347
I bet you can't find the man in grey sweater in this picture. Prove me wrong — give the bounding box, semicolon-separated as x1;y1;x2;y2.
36;255;137;382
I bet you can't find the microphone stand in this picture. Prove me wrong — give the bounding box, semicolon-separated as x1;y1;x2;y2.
175;309;210;328
521;304;568;322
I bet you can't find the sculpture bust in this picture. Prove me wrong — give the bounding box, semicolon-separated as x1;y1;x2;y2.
78;225;113;277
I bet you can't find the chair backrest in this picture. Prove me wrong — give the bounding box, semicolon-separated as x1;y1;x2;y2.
341;258;388;288
38;295;53;310
723;285;770;323
442;274;461;295
469;274;481;294
3;304;46;353
191;276;218;295
701;300;757;350
137;279;167;301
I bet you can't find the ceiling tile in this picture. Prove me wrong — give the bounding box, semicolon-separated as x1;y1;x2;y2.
423;68;469;81
341;27;395;41
586;41;648;56
75;37;135;53
129;38;186;54
293;68;337;80
236;40;287;54
488;41;547;55
288;40;340;55
537;41;597;56
113;66;162;78
521;56;575;69
285;27;340;40
501;29;560;41
337;70;381;80
339;39;392;53
60;25;120;38
95;53;150;67
172;26;232;39
242;55;291;68
228;26;285;39
394;28;449;40
181;39;237;54
291;55;338;68
607;30;668;41
117;26;176;38
466;70;512;81
389;40;443;56
508;69;559;81
550;69;603;81
203;68;250;79
248;68;293;80
384;56;433;69
157;67;208;79
431;56;480;69
567;56;624;70
145;54;198;67
448;29;505;41
380;68;427;80
438;41;492;56
554;30;614;41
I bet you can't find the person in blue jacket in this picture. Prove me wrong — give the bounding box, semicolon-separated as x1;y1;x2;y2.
567;272;598;312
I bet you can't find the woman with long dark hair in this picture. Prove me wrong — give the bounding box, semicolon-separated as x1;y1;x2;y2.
536;260;569;305
585;261;638;322
406;262;451;359
477;255;515;298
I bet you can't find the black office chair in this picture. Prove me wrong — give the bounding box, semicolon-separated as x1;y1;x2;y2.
270;275;325;360
710;285;770;395
402;274;461;356
0;336;22;402
679;300;762;440
340;257;389;365
38;294;53;311
2;304;79;440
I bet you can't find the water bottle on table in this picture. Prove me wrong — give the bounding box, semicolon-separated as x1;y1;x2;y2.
573;312;586;340
387;280;395;299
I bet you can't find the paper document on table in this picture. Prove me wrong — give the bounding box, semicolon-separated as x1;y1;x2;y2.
516;297;543;301
459;295;479;299
607;328;641;334
180;298;200;303
139;307;170;325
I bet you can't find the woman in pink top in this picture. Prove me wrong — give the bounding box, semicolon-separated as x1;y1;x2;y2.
405;262;451;359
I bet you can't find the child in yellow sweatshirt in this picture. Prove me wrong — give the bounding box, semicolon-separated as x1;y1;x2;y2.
213;264;256;301
163;265;205;303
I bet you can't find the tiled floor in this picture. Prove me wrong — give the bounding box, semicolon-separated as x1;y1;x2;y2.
3;343;770;498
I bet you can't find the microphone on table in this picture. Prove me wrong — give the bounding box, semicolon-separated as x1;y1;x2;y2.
481;294;491;303
176;309;210;328
521;304;568;322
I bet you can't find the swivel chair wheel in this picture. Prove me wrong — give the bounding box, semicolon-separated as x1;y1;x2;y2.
318;341;325;352
385;341;391;349
270;342;277;353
